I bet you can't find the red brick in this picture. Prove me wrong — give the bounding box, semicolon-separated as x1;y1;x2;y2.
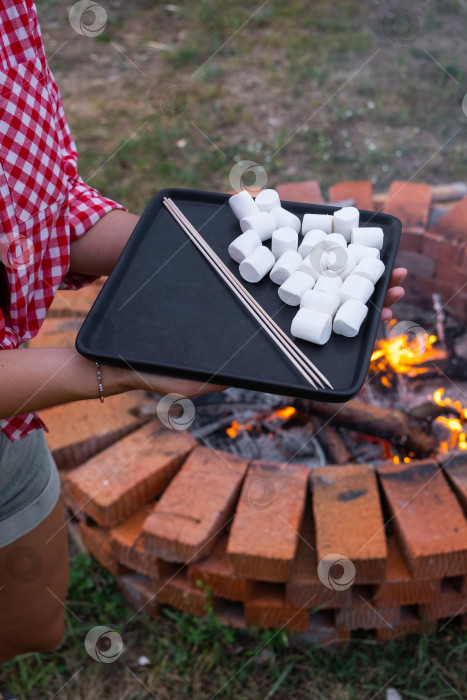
245;582;309;631
276;180;324;204
155;558;184;580
78;522;126;577
110;506;159;579
47;279;105;317
43;391;155;471
377;460;467;578
289;610;351;648
286;503;352;609
434;261;467;289
420;579;467;621
443;453;467;515
188;535;252;602
311;464;387;584
116;573;159;617
444;293;467;321
157;570;209;617
410;279;461;307
375;606;421;641
328;181;373;210
422;231;465;266
335;590;400;630
402;276;466;314
28;317;83;348
373;538;440;607
396;226;425;255
227;461;309;582
143;447;248;563
382;181;432;229
394;251;435;278
64;421;196;527
429;196;467;243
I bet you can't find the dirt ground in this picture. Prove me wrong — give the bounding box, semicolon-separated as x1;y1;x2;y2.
36;0;466;215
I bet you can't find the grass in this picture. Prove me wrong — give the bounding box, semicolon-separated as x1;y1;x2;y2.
34;0;466;215
1;552;466;699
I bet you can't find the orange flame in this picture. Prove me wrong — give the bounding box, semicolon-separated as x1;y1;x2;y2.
370;330;446;379
265;406;296;421
433;388;467;420
225;406;296;439
226;420;253;439
431;388;467;453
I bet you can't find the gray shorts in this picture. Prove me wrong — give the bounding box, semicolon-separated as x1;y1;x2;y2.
0;429;60;547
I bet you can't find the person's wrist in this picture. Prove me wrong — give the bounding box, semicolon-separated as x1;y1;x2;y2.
98;363;135;395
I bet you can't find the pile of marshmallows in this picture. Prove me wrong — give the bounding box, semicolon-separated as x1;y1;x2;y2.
228;189;385;346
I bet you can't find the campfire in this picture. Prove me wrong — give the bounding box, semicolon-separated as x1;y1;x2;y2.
190;307;467;467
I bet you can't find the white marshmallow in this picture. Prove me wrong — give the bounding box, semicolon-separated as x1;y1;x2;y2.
270;206;301;233
270;250;302;285
300;289;340;318
348;243;380;263
239;246;275;283
314;275;343;294
327;232;347;248
320;247;356;280
302;213;333;235
229;190;260;220
291;308;332;346
307;242;335;278
271;227;298;259
353;257;385;285
228;230;261;263
255;188;281;212
333;206;359;242
298;229;327;257
338;274;374;304
278;271;314;306
351;226;384;250
240;212;276;241
297;254;320;281
333;299;368;338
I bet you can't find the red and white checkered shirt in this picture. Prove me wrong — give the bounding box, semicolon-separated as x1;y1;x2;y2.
0;1;125;441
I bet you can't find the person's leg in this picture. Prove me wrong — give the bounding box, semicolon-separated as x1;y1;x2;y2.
0;498;69;664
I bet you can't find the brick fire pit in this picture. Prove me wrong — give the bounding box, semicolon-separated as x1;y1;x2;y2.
35;179;467;645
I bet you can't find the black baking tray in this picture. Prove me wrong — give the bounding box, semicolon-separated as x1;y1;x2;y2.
75;188;401;401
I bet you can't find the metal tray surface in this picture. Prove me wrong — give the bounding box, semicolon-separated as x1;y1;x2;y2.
76;188;401;401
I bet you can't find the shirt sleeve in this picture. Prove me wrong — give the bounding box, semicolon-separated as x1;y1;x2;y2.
60;176;127;291
44;61;127;291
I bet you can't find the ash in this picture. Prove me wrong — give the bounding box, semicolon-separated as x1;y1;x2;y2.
191;388;326;469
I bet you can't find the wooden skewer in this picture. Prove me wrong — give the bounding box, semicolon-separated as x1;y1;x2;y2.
164;200;320;389
163;197;333;390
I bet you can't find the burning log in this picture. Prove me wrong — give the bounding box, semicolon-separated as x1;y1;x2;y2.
301;399;435;456
406;401;460;422
311;416;351;465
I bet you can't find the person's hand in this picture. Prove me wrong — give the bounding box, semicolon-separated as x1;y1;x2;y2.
381;267;407;322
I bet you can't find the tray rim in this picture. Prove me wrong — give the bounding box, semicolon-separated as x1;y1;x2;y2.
75;187;402;402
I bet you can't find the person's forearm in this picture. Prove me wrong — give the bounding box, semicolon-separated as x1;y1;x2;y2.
0;347;129;419
68;210;140;276
0;346;227;420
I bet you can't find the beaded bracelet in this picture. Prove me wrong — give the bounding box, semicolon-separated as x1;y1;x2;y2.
95;362;104;403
